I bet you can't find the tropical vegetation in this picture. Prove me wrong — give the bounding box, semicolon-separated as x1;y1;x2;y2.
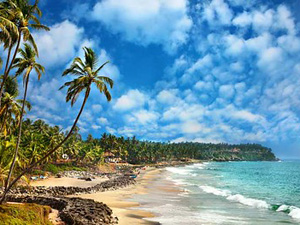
0;0;277;206
0;0;114;203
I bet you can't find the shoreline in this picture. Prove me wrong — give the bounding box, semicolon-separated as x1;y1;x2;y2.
74;167;165;225
18;162;193;224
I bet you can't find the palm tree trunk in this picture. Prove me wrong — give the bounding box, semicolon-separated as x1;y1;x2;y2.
0;110;8;133
3;73;30;197
0;87;91;204
0;31;21;108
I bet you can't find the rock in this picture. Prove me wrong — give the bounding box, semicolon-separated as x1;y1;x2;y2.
3;175;136;197
6;195;118;225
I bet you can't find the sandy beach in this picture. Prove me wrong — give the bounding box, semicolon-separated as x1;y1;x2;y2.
73;167;164;225
31;167;179;224
31;176;108;188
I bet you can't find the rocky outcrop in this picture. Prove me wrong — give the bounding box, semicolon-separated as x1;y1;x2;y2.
56;170;112;179
5;175;135;197
6;195;118;225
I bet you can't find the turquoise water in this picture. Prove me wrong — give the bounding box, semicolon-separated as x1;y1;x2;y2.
139;161;300;224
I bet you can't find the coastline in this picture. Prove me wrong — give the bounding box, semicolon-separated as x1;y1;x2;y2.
74;167;165;225
27;162;193;224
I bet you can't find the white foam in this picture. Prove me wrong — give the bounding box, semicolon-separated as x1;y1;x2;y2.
185;163;207;170
171;178;191;186
199;186;270;209
199;185;231;197
275;205;300;221
276;204;289;212
166;167;192;175
288;207;300;220
226;194;269;209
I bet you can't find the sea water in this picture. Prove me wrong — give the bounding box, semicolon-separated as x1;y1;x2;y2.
135;161;300;224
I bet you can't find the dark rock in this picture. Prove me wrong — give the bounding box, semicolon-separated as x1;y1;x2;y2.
6;195;117;225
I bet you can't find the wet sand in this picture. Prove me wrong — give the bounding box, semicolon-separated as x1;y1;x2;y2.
75;167;164;225
31;167;181;224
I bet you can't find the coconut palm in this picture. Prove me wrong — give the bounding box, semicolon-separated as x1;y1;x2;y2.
0;2;18;45
0;77;31;136
0;0;49;107
2;43;44;197
0;47;114;204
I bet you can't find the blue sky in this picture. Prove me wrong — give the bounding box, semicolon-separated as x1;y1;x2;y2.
5;0;300;158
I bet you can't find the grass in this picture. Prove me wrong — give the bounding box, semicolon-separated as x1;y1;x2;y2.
0;203;53;225
43;162;87;174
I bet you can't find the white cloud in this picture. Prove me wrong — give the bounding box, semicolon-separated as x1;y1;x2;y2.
257;47;283;71
233;11;252;27
92;124;101;130
113;89;148;111
245;32;272;53
276;5;295;34
91;0;192;53
202;0;233;26
219;85;235;99
97;117;109;125
157;89;178;104
187;54;212;73
224;35;245;56
277;35;300;53
252;9;274;33
128;109;159;125
182;121;210;134
33;20;84;68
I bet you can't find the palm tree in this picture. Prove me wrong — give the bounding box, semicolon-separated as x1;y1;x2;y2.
0;0;49;108
0;47;114;204
0;76;31;136
3;43;44;196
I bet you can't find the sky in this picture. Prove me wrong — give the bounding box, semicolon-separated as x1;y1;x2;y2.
3;0;300;158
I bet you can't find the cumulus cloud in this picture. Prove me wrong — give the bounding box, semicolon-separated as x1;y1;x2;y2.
91;0;192;53
157;89;179;104
202;0;233;26
113;89;149;111
24;0;300;158
33;20;84;68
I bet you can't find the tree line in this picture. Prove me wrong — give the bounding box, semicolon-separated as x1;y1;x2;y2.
0;0;113;203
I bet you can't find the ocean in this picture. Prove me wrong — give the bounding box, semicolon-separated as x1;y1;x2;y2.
134;161;300;224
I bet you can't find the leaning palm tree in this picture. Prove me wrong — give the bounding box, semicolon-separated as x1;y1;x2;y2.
0;47;114;204
2;43;44;197
0;0;49;107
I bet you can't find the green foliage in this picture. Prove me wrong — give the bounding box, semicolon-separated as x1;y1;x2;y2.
43;164;59;174
0;203;52;225
43;163;87;174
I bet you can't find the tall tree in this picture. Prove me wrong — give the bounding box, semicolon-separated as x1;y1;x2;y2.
3;43;44;195
0;76;31;136
0;47;114;203
0;0;49;108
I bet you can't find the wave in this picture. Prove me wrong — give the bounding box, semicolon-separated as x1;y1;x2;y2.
185;163;209;170
198;185;300;221
227;194;269;209
199;185;269;209
199;185;231;197
275;205;300;220
166;167;193;175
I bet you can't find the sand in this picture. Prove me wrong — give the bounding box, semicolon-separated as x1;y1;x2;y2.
73;167;163;225
31;176;108;188
31;167;172;224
